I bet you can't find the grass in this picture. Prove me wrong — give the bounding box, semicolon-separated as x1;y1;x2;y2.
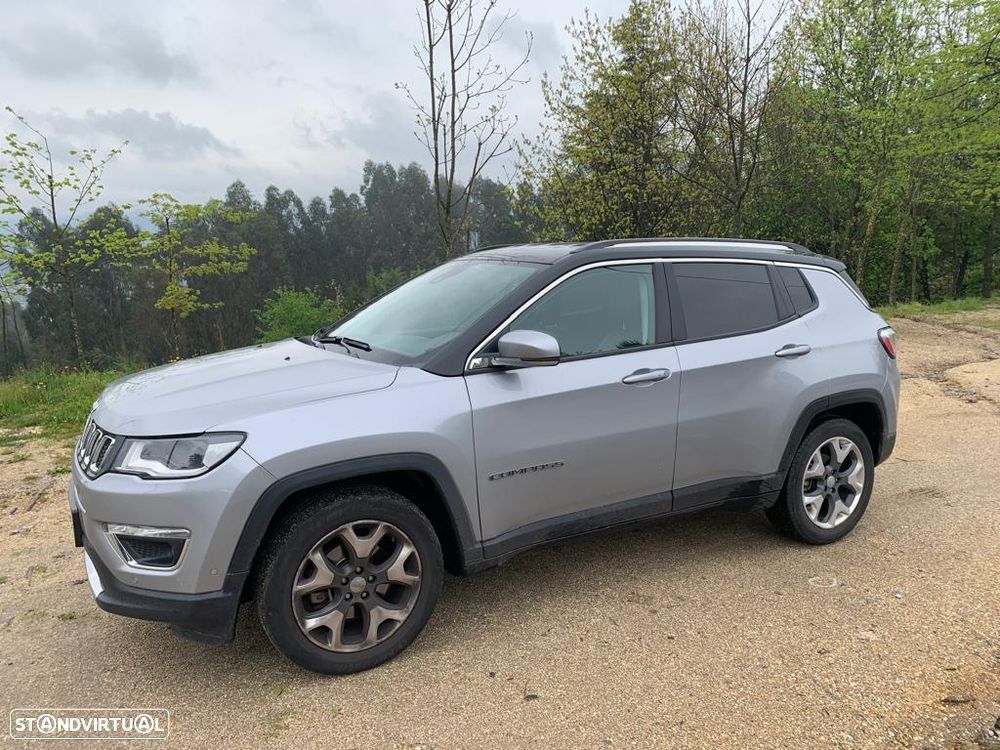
262;708;299;737
0;367;123;439
878;294;999;319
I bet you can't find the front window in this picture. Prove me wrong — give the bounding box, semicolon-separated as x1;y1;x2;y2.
326;258;540;363
491;264;657;358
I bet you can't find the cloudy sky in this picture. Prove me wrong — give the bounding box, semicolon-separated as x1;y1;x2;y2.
1;0;625;207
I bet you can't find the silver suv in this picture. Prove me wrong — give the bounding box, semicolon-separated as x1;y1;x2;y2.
71;238;899;674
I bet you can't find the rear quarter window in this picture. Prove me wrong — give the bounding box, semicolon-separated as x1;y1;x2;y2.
778;266;817;314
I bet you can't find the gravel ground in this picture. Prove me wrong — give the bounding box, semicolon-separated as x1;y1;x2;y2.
1;315;998;750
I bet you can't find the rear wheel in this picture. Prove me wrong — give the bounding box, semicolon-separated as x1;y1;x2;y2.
256;486;443;674
767;418;874;544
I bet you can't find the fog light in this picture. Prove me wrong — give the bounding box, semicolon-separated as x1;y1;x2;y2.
104;523;190;569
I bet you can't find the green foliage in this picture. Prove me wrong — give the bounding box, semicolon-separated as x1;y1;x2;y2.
4;0;998;374
521;1;685;239
254;288;342;343
101;192;258;357
520;0;999;305
0;366;122;438
0;108;126;364
878;295;999;319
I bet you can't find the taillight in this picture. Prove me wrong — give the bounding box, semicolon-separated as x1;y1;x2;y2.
878;327;896;359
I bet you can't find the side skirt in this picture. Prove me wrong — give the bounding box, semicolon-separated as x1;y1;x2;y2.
474;479;779;571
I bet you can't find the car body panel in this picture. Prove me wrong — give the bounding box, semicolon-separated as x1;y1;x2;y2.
95;339;398;435
466;346;681;540
70;447;275;593
795;268;893;398
671;313;828;497
231;366;481;541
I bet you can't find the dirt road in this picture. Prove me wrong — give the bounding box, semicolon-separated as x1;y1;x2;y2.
1;314;998;749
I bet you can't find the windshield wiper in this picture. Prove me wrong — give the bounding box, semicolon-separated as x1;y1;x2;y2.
314;334;372;352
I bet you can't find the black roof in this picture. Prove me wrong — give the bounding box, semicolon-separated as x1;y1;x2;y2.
472;238;845;271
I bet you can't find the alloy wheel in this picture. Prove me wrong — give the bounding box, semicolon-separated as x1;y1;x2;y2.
291;520;422;653
801;436;866;530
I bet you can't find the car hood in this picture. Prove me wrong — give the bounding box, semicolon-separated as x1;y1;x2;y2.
92;339;399;436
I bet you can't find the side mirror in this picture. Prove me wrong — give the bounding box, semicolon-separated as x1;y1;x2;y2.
492;330;560;368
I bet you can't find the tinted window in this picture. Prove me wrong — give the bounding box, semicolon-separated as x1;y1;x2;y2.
674;263;779;339
506;265;656;357
778;266;816;314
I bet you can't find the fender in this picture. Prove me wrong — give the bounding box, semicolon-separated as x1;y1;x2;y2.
777;388;890;484
225;452;482;579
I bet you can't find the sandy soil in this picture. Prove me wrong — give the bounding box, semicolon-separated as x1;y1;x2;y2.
1;315;998;750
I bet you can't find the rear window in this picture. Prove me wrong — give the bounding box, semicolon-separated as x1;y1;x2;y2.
674;262;779;340
778;267;817;314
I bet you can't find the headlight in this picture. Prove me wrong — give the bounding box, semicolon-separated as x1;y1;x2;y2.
110;433;245;479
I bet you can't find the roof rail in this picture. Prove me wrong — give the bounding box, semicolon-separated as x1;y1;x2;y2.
464;243;519;255
569;237;814;255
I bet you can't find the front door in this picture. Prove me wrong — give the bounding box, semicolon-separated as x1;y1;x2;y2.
465;263;681;541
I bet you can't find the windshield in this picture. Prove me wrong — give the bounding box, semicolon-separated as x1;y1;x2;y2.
325;258;540;364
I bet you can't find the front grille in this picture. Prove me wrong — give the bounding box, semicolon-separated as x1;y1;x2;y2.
76;418;118;478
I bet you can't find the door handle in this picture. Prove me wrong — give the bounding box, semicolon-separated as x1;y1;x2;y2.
775;344;812;358
622;368;671;385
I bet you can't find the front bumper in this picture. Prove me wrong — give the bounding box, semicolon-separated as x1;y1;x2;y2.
80;531;244;644
69;446;275;644
69;447;273;594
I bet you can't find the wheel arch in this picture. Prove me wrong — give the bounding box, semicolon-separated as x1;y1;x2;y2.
227;453;482;588
779;390;889;484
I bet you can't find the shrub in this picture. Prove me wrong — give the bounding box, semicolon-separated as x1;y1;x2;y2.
254;288;342;343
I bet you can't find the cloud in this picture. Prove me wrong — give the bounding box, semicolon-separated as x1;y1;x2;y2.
329;92;425;167
499;16;563;77
3;20;198;85
33;109;239;160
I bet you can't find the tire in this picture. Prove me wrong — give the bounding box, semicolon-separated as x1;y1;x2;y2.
255;486;443;675
766;418;875;544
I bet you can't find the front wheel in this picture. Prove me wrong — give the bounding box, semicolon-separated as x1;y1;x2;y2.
767;418;875;544
256;486;443;674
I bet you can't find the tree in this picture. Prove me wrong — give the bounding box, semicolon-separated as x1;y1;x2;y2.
360;161;439;271
400;0;531;257
520;0;686;239
674;0;787;235
789;0;925;287
0;108;124;364
469;176;531;246
115;194;257;358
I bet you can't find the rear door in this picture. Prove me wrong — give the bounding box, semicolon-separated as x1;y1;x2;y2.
465;262;681;541
666;261;829;509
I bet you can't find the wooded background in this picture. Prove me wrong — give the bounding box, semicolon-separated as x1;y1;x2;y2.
1;0;996;372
